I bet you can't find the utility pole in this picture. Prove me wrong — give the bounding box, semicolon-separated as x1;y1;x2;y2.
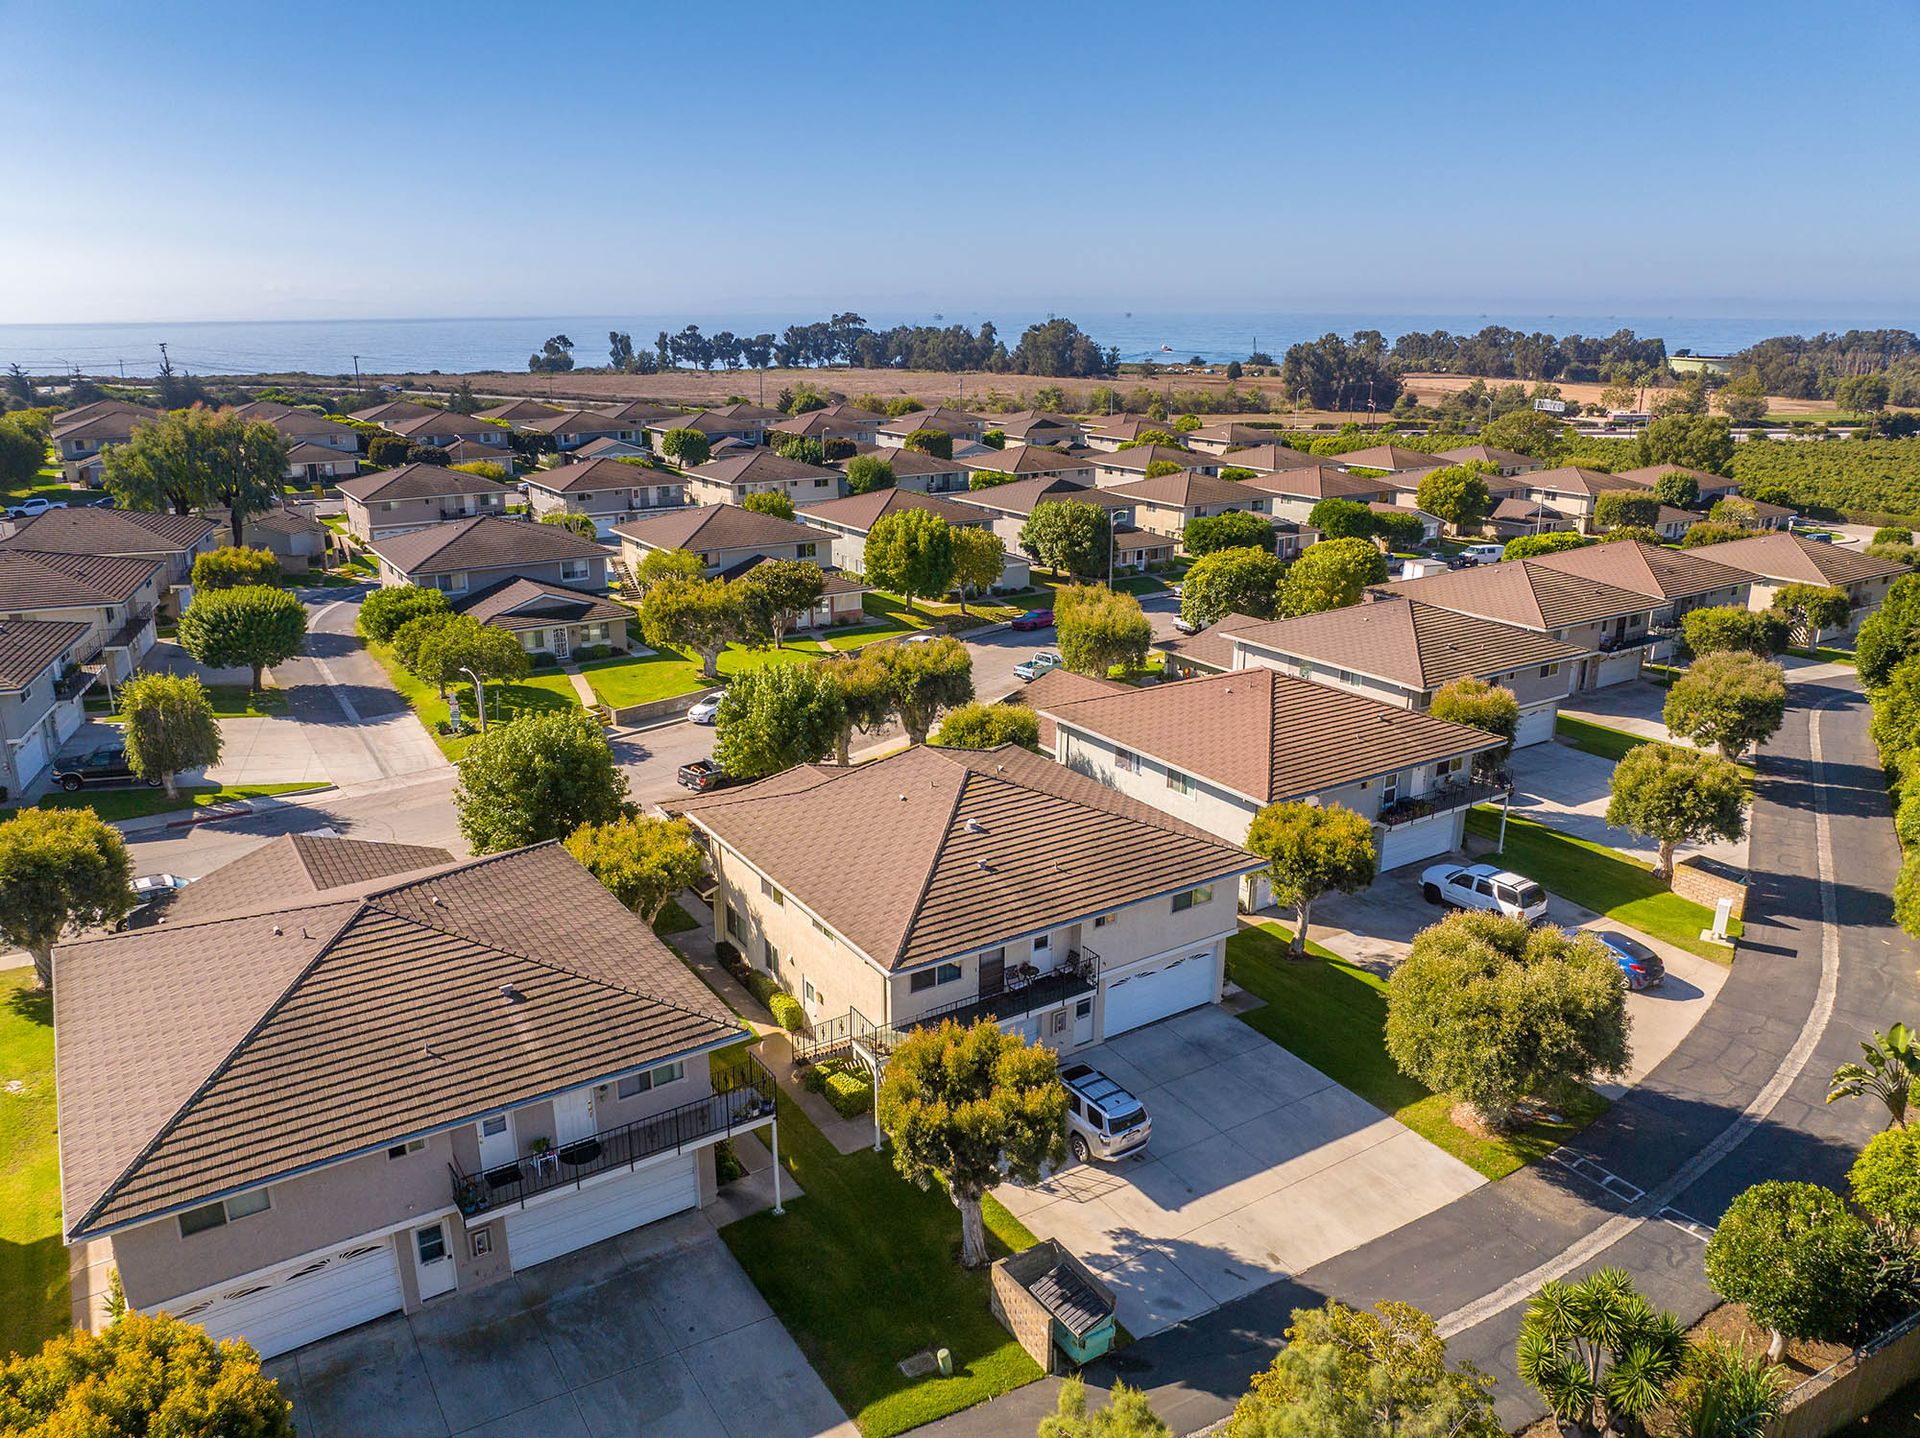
352;355;361;386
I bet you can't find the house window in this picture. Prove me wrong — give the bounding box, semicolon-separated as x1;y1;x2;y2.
1539;664;1558;677
1093;913;1116;928
764;943;779;971
799;543;817;558
725;905;744;939
761;878;784;905
561;560;590;581
387;1139;427;1160
1382;772;1400;806
617;1061;684;1099
1114;748;1139;774
1164;767;1193;795
909;961;964;993
1171;884;1214;913
178;1188;271;1237
803;978;818;1005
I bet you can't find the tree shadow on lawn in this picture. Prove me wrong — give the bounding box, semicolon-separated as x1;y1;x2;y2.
5;985;50;1030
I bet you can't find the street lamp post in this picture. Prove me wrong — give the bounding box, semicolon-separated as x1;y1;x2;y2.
460;666;488;732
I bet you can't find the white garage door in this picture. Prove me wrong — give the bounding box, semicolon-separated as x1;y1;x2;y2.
1514;704;1558;749
10;729;48;790
167;1239;403;1359
506;1153;698;1271
1595;649;1644;687
1101;950;1217;1037
1378;813;1461;871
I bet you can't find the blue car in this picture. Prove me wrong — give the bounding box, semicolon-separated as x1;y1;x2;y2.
1591;930;1666;990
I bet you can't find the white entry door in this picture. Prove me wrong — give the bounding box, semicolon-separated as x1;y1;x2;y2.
476;1113;515;1170
412;1221;457;1301
553;627;571;659
552;1088;596;1146
1072;996;1095;1046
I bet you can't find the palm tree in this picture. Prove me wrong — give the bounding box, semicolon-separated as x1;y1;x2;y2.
1671;1338;1785;1438
1827;1022;1919;1128
1516;1268;1687;1438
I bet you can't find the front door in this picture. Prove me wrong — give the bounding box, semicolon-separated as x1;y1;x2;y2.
413;1221;457;1300
1073;996;1095;1045
552;1088;596;1147
476;1113;515;1170
979;953;1005;996
553;626;571;659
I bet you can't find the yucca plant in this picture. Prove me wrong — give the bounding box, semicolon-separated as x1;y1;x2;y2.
1515;1268;1687;1437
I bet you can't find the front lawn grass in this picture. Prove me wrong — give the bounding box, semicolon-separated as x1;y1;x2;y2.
1465;808;1739;962
1226;923;1609;1182
7;781;324;824
0;972;65;1358
370;641;579;759
90;684;288;721
721;1087;1042;1436
651;898;697;937
578;645;816;709
1554;714;1754;778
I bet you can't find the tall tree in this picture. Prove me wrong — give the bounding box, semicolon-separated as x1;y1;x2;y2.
1020;500;1111;578
208;408;291;544
735;558;827;648
1414;464;1494;534
176;584;307;690
659;427;711;468
454;709;628;853
864;509;957;612
1770;583;1852;647
564;815;705;923
949;525;1006;616
1278;537;1387;616
1184;509;1277;555
1055;583;1152;676
877;1018;1068;1268
869;635;974;743
0;808;131;988
413;614;530;714
1605;743;1748;877
630;546;705;598
101;405;287;526
1304;497;1377;541
1639;414;1734;474
1652;471;1701;508
1179;546;1284;627
639;576;741;679
119;672;222;799
844;454;895;495
1663;652;1787;760
1680;606;1790;658
1593;491;1662;531
714;662;847;779
357;584;450;642
1243;801;1376;954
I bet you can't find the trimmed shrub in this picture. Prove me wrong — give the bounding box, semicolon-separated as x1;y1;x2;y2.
824;1069;872;1117
768;991;807;1032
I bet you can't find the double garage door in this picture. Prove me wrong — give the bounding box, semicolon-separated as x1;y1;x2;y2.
1514;703;1558;749
1101;951;1217;1037
168;1240;403;1359
506;1153;698;1271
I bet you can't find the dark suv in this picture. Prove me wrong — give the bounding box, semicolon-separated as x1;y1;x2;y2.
51;746;160;792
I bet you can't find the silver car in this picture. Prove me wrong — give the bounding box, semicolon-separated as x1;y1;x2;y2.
1059;1063;1151;1163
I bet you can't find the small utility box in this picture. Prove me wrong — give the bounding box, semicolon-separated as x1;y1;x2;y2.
989;1239;1118;1372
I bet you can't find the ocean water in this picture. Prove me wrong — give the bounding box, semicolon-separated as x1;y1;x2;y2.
0;309;1909;379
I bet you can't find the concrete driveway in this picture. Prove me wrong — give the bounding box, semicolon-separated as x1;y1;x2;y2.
1507;741;1749;871
991;1005;1484;1338
264;1212;853;1438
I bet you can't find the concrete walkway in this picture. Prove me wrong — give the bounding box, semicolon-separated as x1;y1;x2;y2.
560;662;597;707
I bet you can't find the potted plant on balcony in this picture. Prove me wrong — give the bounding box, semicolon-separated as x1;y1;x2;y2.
453;1173;491;1217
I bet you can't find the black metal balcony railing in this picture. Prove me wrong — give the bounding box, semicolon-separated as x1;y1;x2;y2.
448;1056;776;1217
102;604;154;652
53;665;100;702
792;955;1099;1064
1378;777;1513;828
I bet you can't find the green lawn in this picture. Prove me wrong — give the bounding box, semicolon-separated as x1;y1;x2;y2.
579;645;816;709
1464;808;1739;962
0;476;81;510
0;972;63;1358
652;898;697;937
1554;714;1755;779
89;684;289;721
6;781;324;824
1791;645;1857;665
1226;923;1608;1181
722;1086;1042;1436
369;641;580;759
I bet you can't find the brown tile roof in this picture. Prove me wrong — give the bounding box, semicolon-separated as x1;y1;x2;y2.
1524;539;1752;600
285;440;352;464
0;507;214;556
1192;424;1289;448
50;410;157;445
0;616;87;688
957;445;1096;477
1385;558;1660;629
645;409;759;437
1086;418;1183;443
797;488;983;533
836;445;965;478
337;463;512;503
56;842;738;1239
1107;470;1272;510
948;476;1129;518
350;400;441;424
1490;497;1568;523
1152;612;1271;674
443;438;511;466
241;506;326;538
675;744;1258;972
875;406;987;436
1228;596;1588;690
593;401;682;425
454;575;633;631
383;410;504;441
768;410;872;439
1525;465;1651;499
368;514;606;575
1234;464;1389;503
1219;443;1328;473
994;412;1083;441
1335;444;1443;472
708;402;787;422
1039;666;1500;806
52;400;153;436
0;550;161;609
1092;444;1212;474
477;399;563;423
687;450;842;490
1611;465;1736;488
1435;444;1538;470
524;457;673;495
519;408;634;437
1685;532;1912;587
613;502;820;552
164;834;456;926
231;403;357;440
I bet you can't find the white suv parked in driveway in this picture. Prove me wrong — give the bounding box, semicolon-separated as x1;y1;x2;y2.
1059;1063;1151;1163
1420;862;1550;924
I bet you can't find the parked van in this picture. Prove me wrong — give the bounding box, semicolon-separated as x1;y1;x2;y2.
1459;542;1506;565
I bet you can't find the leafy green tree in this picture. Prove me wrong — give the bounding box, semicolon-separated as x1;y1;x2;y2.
1770;583;1851;645
1429;676;1519;770
876;1017;1067;1268
659;427;711;467
191;544;280;590
1835;373;1892;416
367;433;411;468
1600;524;1667;547
454;709;627;852
631;546;705;598
1039;1377;1168;1438
1306;497;1376;541
949;525;1007;615
1056;583;1152;675
1707;497;1762;528
1219;466;1258;483
1681;606;1790;658
714;662;846;779
358;584;449;642
639;576;741;679
931;702;1039;751
1183;509;1275;555
102;405;288;528
1481;407;1568;459
969;469;1017;490
1278;537;1387;616
1705;1182;1873;1359
772;434;826;466
1850;1125;1920;1236
1515;1268;1687;1438
389;609;458;680
740;489;796;520
0;808;131;989
1142;458;1186;479
1593;491;1663;531
119;671;222;799
823;651;893;765
1859;574;1920;688
1606;743;1747;877
735;558;827;648
1503;531;1591;560
1663;651;1787;760
1652;471;1701;508
1384;911;1629;1129
1371;508;1428;551
1715;369;1770;424
176;584;308;691
1827;1022;1919;1129
1180;546;1284;627
1680;521;1756;549
845;454;895;494
904;427;954;460
1117;429;1183;449
868;635;974;743
1020;500;1112;578
564;815;704;923
1414;464;1494;534
1244;801;1376;954
0;418;44;491
539;510;600;540
1875;526;1914;546
865;508;957;612
1227;1299;1498;1438
1640;414;1734;475
414;615;530;714
0;1311;292;1436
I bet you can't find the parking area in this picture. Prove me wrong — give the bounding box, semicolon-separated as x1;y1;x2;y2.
263;1212;854;1438
991;1005;1484;1338
1507;741;1749;870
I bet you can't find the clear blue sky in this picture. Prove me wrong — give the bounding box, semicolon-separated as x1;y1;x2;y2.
4;0;1915;324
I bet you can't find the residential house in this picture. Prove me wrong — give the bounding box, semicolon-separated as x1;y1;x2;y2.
1369;501;1443;544
0;616;94;797
569;436;652;463
1031;665;1506;901
1088;445;1219;488
229;401;359;457
797;489;1031;590
682;451;844;509
476;400;562;424
1684;532;1909;632
675;743;1264;1048
441;438;515;471
368;515;610;595
1218;594;1587;747
51;401;158;484
1187;423;1289;456
0;551;162;683
1517;467;1663;533
520;458;685;538
350;400;442;426
614;503;825;580
593;400;683;429
1610;465;1743;504
956;445;1098;486
237;505;330;571
1153;613;1273;679
767;408;880;447
1218;443;1334;475
284;442;360;484
1103;471;1307;558
644;405;782;452
1083;417;1184;451
453;577;632;659
337;464;513;542
1433;444;1547;475
1231;464;1392;525
872;406;989;448
1334;444;1442;473
834;444;972;495
519;409;644;453
1485;497;1578;538
992;411;1084;448
54;839;765;1360
383;410;514;457
1649;505;1701;542
0;508;216;617
946;476;1173;570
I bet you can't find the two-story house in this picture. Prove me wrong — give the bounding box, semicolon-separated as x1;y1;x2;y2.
1218;442;1337;475
1087;445;1219;488
1083;417;1183;451
351;399;442;426
1333;444;1443;473
767;406;881;448
368;515;610;595
592;400;683;430
384;410;514;457
1434;444;1548;476
521;458;685;537
872;406;989;449
519;409;644;453
644;405;782;452
833;445;973;495
229;401;360;459
1029;663;1507;892
1685;532;1909;633
796;489;1030;590
955;445;1098;487
1609;465;1743;505
1517;466;1661;533
992;411;1084;448
0;551;163;685
0;616;94;797
453;577;633;659
338;464;514;542
1102;471;1302;556
1187;423;1288;455
682;451;844;509
673;743;1264;1049
476;399;561;425
55;838;768;1360
51;400;158;484
947;476;1172;570
0;508;216;617
614;507;864;629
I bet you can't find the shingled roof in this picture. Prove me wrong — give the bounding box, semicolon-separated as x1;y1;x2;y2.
1524;539;1752;600
613;502;821;552
0;551;161;609
1384;558;1661;630
0;616;87;689
797;488;983;533
1219;443;1330;474
1235;464;1390;502
337;462;511;503
350;399;441;424
517;408;632;437
163;833;456;926
368;514;606;575
1106;470;1269;509
56;842;738;1239
957;444;1095;477
453;575;633;631
1686;532;1912;588
522;457;670;495
948;476;1129;518
0;507;214;556
1334;444;1442;472
675;744;1259;972
686;450;841;490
